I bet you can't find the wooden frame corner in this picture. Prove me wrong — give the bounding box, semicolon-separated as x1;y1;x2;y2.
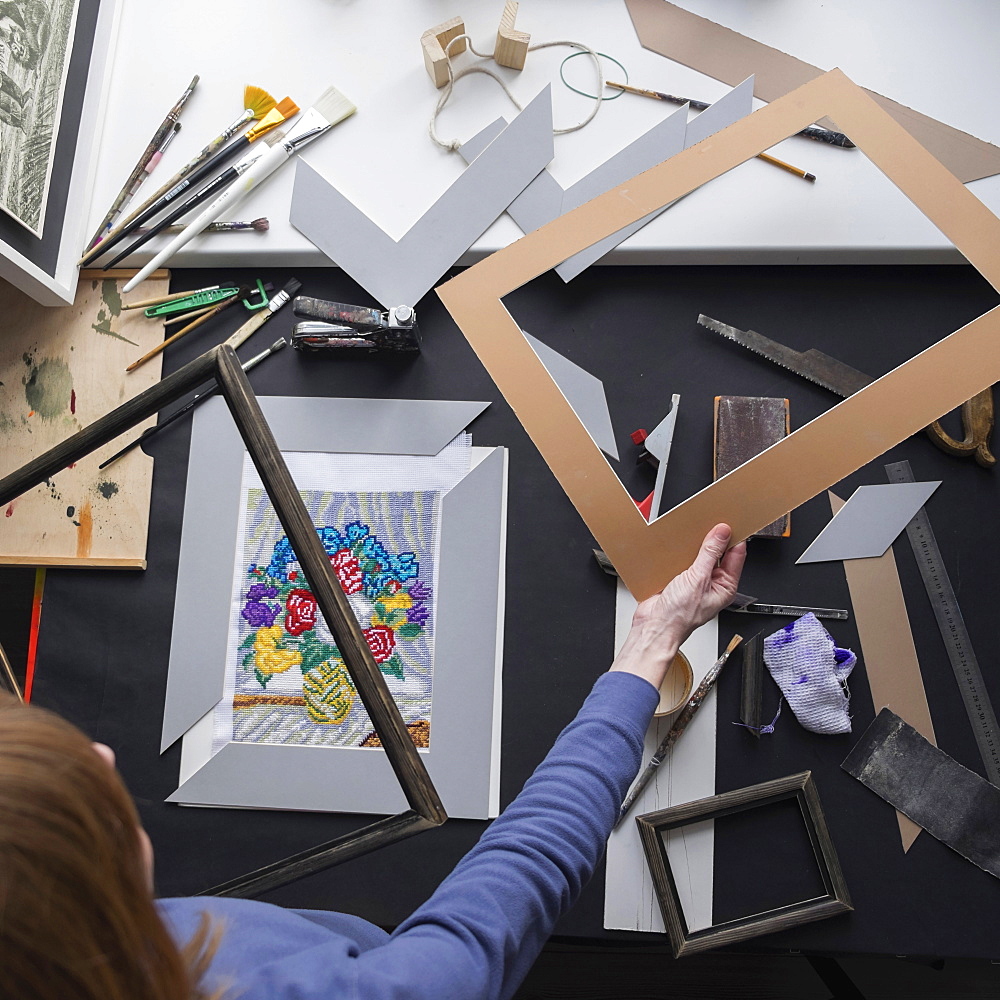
0;344;447;897
636;771;851;957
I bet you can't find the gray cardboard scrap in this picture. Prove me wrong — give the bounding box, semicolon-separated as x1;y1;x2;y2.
796;481;940;563
289;88;555;308
459;77;754;281
168;446;507;820
161;396;489;753
523;331;618;460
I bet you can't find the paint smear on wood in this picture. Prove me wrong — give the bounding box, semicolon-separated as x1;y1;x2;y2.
23;357;72;420
75;501;92;558
90;279;137;346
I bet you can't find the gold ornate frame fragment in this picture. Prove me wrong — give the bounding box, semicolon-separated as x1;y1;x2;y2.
436;69;1000;600
0;345;447;897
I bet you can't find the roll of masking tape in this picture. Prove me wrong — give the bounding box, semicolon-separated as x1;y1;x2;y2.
654;650;693;717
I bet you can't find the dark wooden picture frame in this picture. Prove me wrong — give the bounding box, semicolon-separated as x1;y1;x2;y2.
0;343;447;897
635;770;851;957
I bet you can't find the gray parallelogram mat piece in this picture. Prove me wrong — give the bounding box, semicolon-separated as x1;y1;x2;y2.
458;77;754;281
167;446;507;820
843;709;1000;878
289;88;555;309
796;481;941;564
160;396;490;753
523;331;618;460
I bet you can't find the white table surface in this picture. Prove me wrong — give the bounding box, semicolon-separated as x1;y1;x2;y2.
88;0;1000;270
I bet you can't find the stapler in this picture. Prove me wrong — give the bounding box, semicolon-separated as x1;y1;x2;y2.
290;296;421;353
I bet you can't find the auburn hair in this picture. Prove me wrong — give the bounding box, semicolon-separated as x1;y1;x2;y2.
0;693;220;1000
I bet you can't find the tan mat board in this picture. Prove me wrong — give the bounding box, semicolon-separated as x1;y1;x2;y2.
831;491;935;852
624;0;1000;183
436;69;1000;600
0;270;170;568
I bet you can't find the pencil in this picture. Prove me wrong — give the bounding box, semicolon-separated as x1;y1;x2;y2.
86;75;199;250
615;634;743;828
757;151;816;182
607;80;854;148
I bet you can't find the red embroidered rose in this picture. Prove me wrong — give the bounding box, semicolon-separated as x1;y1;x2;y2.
363;626;396;663
285;589;317;636
330;549;363;595
386;579;401;594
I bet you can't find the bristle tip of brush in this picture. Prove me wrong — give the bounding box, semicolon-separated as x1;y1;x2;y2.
244;84;277;119
313;86;357;127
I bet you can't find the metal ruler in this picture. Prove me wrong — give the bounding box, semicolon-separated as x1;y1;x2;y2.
885;461;1000;784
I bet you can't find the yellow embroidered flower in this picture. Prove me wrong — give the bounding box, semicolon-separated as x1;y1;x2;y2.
254;625;302;676
381;592;413;612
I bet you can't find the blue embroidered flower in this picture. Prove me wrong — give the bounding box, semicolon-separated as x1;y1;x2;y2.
361;535;389;565
318;526;345;555
267;536;295;580
389;552;418;582
345;521;369;544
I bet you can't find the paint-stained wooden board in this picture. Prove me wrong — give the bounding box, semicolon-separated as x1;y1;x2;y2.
0;269;170;568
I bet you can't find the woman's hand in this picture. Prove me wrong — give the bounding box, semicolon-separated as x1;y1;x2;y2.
610;524;746;689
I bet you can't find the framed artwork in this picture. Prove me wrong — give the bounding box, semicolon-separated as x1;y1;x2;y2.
436;68;1000;600
165;394;507;824
0;346;497;895
635;771;852;957
0;0;123;304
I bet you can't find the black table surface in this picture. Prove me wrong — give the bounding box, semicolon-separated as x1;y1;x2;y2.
31;263;1000;960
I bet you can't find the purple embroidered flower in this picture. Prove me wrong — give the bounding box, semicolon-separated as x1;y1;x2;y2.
409;580;432;601
246;583;278;601
407;602;430;627
242;600;279;628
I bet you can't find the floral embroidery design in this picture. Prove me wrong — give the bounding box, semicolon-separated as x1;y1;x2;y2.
227;490;438;750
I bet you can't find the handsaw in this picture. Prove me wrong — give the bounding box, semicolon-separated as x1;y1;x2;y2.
698;315;995;468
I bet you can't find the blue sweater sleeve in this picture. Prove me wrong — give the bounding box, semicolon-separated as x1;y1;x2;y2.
165;670;657;1000
352;669;657;1000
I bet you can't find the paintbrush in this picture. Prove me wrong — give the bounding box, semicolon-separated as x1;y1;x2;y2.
79;85;279;265
103;132;288;270
136;217;269;235
101;338;288;470
86;74;200;250
122;88;356;292
615;634;743;828
126;286;249;373
80;93;296;267
225;277;301;351
607;80;854;147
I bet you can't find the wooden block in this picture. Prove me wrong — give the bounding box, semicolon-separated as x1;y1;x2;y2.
494;1;529;71
714;396;790;537
0;270;171;568
421;15;466;89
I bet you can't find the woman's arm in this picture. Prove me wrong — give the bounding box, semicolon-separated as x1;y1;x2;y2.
349;525;746;1000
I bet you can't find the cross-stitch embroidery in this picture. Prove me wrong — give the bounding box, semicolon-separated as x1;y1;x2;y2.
217;488;439;751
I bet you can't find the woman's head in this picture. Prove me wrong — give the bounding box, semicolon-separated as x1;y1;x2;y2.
0;693;215;999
